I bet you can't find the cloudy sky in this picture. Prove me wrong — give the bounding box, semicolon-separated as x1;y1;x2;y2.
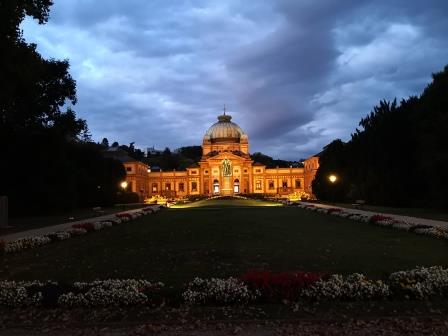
22;0;448;160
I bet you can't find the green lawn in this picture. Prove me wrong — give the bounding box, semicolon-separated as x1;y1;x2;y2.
1;198;447;287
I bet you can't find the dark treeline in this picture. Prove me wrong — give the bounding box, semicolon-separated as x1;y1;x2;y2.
313;65;448;208
112;142;300;170
145;146;203;170
250;152;302;168
0;1;125;215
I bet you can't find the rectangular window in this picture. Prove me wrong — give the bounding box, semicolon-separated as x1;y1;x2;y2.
244;169;248;173
152;183;158;192
295;179;301;188
165;183;171;191
191;170;198;175
126;167;132;172
268;180;275;190
256;180;262;190
282;181;288;188
255;169;262;173
191;181;198;192
178;182;184;192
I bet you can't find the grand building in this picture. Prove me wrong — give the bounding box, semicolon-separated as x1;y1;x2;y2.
121;111;319;200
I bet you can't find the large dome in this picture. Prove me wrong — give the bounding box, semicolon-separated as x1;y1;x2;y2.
205;114;245;143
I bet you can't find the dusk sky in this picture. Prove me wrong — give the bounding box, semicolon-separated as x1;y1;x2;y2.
22;0;448;160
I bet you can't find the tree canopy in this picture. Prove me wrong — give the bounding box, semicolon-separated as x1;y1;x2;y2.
0;1;125;215
313;65;448;208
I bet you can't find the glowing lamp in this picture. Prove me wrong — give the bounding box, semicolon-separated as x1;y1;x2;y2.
328;174;337;183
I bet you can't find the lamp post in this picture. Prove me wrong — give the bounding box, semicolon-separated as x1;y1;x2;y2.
120;181;128;211
328;174;337;204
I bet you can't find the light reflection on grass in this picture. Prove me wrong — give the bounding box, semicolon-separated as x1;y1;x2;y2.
170;198;283;209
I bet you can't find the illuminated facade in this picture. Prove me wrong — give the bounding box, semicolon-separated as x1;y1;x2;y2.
123;112;319;200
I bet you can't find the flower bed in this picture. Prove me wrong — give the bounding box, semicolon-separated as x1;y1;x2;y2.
297;203;448;241
182;277;259;305
240;270;325;301
301;273;390;300
58;279;164;307
0;280;164;308
388;266;448;299
1;267;447;308
0;206;160;255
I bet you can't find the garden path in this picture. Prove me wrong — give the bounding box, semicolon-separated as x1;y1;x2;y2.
0;206;160;242
300;202;448;230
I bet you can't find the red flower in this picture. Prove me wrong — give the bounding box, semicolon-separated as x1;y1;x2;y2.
71;222;95;232
369;215;393;223
240;270;326;301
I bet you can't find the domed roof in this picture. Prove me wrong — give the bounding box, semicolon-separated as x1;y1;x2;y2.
205;114;245;143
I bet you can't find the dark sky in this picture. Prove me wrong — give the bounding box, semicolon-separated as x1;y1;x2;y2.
22;0;448;160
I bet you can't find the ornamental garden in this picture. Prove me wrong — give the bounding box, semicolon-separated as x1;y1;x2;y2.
1;197;447;311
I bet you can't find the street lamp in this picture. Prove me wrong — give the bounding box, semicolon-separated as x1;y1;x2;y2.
120;181;128;211
328;174;337;204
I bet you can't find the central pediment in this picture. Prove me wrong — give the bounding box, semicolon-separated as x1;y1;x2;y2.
201;151;252;163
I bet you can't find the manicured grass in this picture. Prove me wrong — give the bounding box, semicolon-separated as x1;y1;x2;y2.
1;199;447;287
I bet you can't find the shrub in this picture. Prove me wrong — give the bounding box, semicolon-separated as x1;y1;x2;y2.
118;192;140;204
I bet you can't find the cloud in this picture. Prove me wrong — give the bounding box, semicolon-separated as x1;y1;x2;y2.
21;0;448;160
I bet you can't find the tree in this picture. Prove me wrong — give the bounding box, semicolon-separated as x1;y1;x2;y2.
101;138;109;147
0;1;127;214
314;65;448;208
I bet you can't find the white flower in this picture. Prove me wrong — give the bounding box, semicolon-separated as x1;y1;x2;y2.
389;266;448;299
182;277;259;305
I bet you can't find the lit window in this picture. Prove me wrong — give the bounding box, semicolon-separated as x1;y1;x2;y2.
256;180;262;190
268;181;275;190
255;169;261;173
152;183;158;192
179;183;184;192
191;182;198;192
126;167;132;172
165;183;171;191
282;181;288;188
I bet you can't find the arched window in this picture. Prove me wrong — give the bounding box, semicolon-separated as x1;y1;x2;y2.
213;179;220;194
233;179;240;193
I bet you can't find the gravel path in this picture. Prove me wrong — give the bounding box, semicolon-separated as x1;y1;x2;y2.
1;317;447;335
0;206;160;242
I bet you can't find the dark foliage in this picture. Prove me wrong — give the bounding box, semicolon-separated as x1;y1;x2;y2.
251;152;300;168
0;1;125;215
313;65;448;208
